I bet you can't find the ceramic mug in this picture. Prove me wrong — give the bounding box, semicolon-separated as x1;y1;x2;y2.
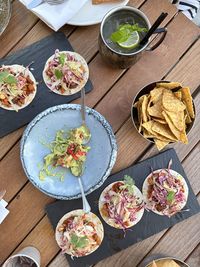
3;246;40;267
99;6;167;69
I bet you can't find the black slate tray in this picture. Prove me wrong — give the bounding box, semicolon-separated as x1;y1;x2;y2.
46;148;200;267
0;32;93;138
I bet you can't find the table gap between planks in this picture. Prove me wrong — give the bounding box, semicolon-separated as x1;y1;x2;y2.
0;0;200;266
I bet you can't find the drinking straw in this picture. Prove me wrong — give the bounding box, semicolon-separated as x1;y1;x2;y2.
140;12;168;45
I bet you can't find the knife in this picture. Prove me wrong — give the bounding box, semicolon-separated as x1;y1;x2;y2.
27;0;44;9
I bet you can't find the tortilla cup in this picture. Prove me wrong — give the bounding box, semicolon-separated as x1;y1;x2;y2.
99;181;144;229
43;51;89;96
0;64;37;111
55;209;104;257
142;169;188;216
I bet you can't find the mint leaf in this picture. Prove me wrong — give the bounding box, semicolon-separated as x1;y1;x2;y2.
55;69;63;79
59;53;66;66
110;23;147;44
71;234;88;249
5;75;17;84
167;191;175;203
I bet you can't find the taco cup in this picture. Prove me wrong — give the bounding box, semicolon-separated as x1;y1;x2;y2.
99;176;144;229
43;50;89;96
55;209;104;257
0;64;37;111
142;168;188;217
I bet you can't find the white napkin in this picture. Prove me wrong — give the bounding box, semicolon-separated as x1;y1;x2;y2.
19;0;88;31
0;199;9;224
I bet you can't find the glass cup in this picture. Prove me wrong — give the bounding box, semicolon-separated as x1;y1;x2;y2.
99;6;167;69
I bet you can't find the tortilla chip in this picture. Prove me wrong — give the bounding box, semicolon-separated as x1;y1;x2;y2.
174;90;182;100
162;89;186;112
152;121;177;141
150;87;163;104
148;100;164;119
153;118;167;124
137;96;144;133
181;87;195;119
154;138;169;150
143;129;155;139
156;82;182;89
149;259;181;267
141;95;149;123
184;108;192;124
165;110;185;132
133;101;138;108
142;121;173;142
162;111;188;144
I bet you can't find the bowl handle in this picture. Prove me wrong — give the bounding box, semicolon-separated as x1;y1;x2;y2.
145;28;167;51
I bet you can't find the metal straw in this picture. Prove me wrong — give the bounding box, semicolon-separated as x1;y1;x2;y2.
140;12;168;45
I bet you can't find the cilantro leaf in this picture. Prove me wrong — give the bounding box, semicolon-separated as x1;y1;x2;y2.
0;71;17;84
71;234;88;249
120;175;135;194
54;69;63;79
167;191;175;203
59;53;66;66
0;71;10;81
5;75;17;84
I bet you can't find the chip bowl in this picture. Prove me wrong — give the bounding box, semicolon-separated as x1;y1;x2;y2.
144;256;190;267
131;80;196;146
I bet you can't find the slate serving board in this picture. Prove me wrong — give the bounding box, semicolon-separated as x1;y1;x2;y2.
0;32;93;138
46;148;200;267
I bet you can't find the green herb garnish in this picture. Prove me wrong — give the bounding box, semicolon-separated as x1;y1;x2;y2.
59;53;66;66
120;175;135;194
110;23;147;43
71;234;89;249
0;71;17;84
167;191;175;203
55;69;63;79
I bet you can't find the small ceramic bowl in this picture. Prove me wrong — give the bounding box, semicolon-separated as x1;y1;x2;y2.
131;80;196;145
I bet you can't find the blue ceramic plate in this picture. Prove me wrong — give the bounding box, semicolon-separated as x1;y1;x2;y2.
20;104;117;200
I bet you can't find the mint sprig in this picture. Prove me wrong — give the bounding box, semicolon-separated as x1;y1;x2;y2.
110;23;147;44
71;234;88;249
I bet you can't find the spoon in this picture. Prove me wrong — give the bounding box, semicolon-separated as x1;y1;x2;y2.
78;176;91;213
80;87;91;145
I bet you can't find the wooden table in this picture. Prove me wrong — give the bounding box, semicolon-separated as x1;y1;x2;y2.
0;0;200;266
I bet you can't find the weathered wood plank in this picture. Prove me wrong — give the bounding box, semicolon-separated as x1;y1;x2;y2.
185;243;200;267
95;12;200;133
0;183;53;263
0;1;38;58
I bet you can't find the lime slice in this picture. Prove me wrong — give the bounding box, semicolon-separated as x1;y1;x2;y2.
117;31;140;49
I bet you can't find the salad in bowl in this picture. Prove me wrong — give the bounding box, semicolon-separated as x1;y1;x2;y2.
43;50;89;95
55;209;104;257
99;175;144;230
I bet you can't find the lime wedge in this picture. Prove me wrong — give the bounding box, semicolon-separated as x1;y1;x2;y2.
117;31;140;49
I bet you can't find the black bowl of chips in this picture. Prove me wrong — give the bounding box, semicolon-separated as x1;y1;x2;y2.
131;81;196;150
